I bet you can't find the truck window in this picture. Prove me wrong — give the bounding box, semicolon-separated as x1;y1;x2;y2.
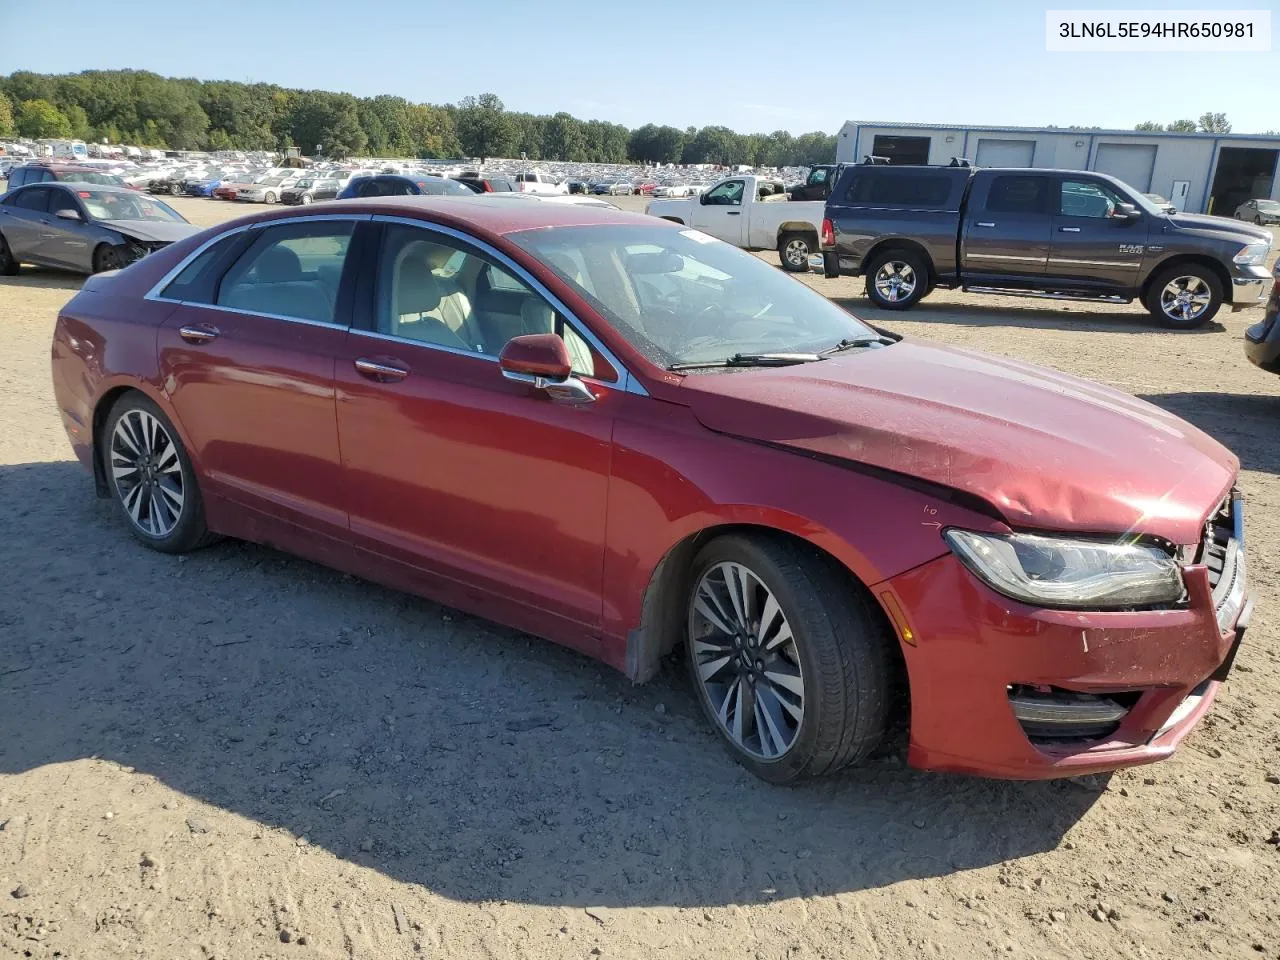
1060;179;1124;219
985;176;1050;214
809;168;828;184
843;173;953;207
703;180;745;206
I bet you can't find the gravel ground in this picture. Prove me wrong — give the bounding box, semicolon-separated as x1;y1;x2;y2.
1;193;1278;960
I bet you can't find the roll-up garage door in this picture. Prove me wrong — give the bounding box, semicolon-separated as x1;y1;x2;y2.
975;139;1035;167
1093;143;1157;192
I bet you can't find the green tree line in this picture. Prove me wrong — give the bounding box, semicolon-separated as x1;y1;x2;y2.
0;70;837;167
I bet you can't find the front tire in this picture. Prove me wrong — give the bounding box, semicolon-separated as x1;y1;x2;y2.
264;191;277;204
778;232;813;272
685;535;894;784
92;244;127;274
301;193;313;205
170;183;182;196
865;250;929;310
1145;264;1222;329
102;393;215;554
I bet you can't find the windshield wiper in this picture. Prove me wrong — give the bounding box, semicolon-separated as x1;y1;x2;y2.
818;337;890;356
667;352;824;371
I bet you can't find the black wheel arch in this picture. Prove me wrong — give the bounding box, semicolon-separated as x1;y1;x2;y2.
1139;254;1232;304
624;524;906;700
860;239;936;282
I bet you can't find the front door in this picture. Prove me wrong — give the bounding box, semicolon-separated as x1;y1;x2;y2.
334;221;616;648
1046;176;1148;292
156;217;359;537
40;187;97;269
961;173;1053;281
690;179;748;245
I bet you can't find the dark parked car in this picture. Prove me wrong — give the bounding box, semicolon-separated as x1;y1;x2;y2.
821;162;1272;327
567;180;590;194
1244;258;1280;373
49;197;1249;784
451;174;517;193
0;182;200;274
337;174;474;199
7;163;131;190
148;174;188;196
281;177;344;205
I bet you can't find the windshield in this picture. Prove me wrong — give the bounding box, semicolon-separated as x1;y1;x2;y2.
1257;200;1280;212
79;191;187;223
418;178;473;195
508;224;880;369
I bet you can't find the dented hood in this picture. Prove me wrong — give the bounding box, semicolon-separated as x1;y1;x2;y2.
682;340;1237;543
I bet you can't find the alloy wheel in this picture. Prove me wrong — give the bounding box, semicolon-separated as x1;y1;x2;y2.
110;409;186;538
688;561;806;760
783;238;810;268
1160;275;1212;323
873;261;917;302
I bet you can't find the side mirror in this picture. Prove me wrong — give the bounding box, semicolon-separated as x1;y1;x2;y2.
699;192;710;205
55;208;83;221
499;333;595;404
1114;202;1141;220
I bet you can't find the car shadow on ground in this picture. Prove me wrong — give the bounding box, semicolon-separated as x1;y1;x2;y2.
1139;391;1280;476
0;269;85;293
0;460;1104;908
829;296;1226;335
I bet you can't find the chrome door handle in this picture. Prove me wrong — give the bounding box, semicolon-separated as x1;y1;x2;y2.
354;357;409;382
179;324;220;344
1058;226;1081;233
975;221;996;228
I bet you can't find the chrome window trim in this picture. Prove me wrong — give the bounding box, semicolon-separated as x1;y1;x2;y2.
142;213;373;303
178;302;349;330
348;326;498;362
371;214;648;397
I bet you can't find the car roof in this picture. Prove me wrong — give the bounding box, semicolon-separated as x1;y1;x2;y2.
29;181;149;196
239;195;650;234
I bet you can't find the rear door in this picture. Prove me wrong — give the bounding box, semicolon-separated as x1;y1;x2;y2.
961;172;1053;282
0;186;52;261
156;216;364;539
689;179;748;245
1046;176;1148;292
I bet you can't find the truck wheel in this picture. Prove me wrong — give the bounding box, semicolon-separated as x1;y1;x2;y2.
865;251;928;310
778;233;814;272
1144;265;1222;329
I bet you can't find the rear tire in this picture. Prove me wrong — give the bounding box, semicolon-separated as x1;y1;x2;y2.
777;232;814;272
0;233;19;276
864;250;929;310
102;393;216;554
1144;264;1222;329
170;183;182;196
684;534;894;784
265;191;277;204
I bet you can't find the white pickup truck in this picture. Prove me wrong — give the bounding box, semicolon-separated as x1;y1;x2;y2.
644;175;825;271
515;172;569;195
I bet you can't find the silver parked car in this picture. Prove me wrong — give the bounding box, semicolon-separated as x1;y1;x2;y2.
1235;198;1280;225
0;182;200;275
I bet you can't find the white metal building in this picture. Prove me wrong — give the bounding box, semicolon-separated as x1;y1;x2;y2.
836;121;1280;215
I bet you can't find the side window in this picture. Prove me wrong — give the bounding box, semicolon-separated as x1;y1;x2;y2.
1060;179;1124;219
703;180;745;206
985;176;1049;215
355;179;383;198
811;168;828;184
375;223;600;378
14;188;49;212
846;173;953;207
47;189;81;218
160;232;249;302
216;220;354;324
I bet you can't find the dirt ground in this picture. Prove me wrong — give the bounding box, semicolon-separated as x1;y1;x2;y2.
1;192;1278;960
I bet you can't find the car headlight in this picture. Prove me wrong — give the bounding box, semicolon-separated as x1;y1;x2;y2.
944;529;1183;609
1234;241;1270;265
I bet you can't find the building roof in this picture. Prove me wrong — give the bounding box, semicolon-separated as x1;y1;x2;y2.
841;120;1280;143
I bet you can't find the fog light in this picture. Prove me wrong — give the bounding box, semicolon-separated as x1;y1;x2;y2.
1008;685;1132;742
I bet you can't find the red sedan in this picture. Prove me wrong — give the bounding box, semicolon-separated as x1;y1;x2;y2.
50;197;1251;783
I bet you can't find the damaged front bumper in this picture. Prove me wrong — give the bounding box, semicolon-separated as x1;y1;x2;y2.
878;497;1250;780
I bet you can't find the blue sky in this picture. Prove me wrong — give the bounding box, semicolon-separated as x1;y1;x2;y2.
1;0;1274;134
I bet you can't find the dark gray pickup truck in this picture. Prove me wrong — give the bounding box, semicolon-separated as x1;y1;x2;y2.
821;163;1272;328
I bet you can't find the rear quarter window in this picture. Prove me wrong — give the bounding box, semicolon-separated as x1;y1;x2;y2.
843;172;955;208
